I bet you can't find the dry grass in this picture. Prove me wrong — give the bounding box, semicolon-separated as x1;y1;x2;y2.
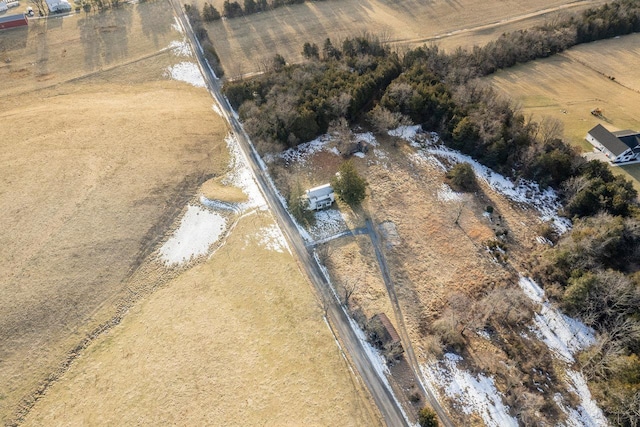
488;32;640;189
324;236;395;322
0;5;231;424
22;211;380;426
189;0;605;79
275;132;564;423
201;176;249;202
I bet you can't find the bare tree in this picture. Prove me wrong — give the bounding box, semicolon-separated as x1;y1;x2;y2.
328;117;353;154
537;116;564;145
342;279;358;307
31;0;47;15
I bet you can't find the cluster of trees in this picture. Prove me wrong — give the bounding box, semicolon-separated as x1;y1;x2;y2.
201;0;314;20
225;36;401;148
537;210;640;424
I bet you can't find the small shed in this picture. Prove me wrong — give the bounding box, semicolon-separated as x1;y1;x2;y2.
369;313;403;361
306;183;334;211
0;13;27;30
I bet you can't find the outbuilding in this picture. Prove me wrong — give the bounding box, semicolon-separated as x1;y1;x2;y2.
586;124;640;164
305;183;335;211
44;0;71;13
368;313;403;361
0;13;27;30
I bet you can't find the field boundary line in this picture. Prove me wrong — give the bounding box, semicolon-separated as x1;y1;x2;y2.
7;48;172;98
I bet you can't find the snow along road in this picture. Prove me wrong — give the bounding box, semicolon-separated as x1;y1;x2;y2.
168;1;411;426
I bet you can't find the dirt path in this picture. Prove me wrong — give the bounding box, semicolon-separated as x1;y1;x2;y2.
365;218;455;427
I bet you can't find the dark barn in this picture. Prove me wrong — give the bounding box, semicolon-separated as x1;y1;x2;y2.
0;13;28;30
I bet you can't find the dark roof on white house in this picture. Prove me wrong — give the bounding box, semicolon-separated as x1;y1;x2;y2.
588;124;631;157
0;14;26;24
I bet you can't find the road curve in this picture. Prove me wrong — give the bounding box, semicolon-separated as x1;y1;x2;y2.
168;2;411;426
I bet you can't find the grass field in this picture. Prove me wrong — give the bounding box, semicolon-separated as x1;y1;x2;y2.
1;3;379;425
22;210;379;426
1;54;227;427
489;33;640;189
189;0;607;79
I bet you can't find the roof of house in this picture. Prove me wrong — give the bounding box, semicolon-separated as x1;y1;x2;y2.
306;183;333;199
0;14;27;24
373;313;401;343
613;129;639;137
588;124;631;156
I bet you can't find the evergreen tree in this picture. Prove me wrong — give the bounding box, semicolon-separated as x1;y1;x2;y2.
202;2;221;21
332;160;367;206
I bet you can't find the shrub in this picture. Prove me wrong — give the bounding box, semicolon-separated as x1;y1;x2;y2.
418;406;439;427
446;162;477;192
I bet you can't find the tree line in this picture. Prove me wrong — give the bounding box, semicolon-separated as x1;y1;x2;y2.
199;0;323;21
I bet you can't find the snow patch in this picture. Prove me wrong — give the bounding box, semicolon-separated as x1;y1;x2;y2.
212;103;223;117
353;151;366;158
519;277;595;363
270;134;337;165
355;131;378;146
518;276;545;303
159;205;226;266
437;183;463;202
168;39;192;57
561;370;608;427
307;209;348;242
255;224;290;254
165;62;206;88
391;126;571;233
388;125;422;141
172;16;184;34
422;353;517;427
531;309;595;363
224;134;267;210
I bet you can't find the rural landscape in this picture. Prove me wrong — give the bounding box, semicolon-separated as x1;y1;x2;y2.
1;0;640;426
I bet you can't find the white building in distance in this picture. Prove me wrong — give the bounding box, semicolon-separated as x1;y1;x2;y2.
586;124;640;164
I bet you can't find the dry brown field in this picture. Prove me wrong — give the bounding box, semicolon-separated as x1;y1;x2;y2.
1;29;227;427
191;0;607;79
267;130;561;423
489;33;640;189
22;209;379;426
1;3;378;425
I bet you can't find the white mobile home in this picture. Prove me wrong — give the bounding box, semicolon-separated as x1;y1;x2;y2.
306;184;334;211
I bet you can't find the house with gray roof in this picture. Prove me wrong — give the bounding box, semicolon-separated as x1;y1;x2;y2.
586;124;640;164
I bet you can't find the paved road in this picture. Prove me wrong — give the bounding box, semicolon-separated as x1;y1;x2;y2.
168;2;410;426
